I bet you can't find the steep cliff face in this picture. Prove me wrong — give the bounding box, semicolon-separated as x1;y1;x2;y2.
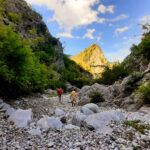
71;44;112;78
0;0;64;66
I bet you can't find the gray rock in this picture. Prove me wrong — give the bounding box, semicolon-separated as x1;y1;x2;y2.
37;117;63;131
64;124;80;130
55;108;65;117
28;127;41;136
72;112;87;126
81;107;94;115
126;112;150;124
6;108;16;116
0;103;5;109
85;110;125;134
83;103;99;113
8;109;33;127
1;103;11;111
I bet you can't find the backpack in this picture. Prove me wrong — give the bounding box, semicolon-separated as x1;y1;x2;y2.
57;89;62;95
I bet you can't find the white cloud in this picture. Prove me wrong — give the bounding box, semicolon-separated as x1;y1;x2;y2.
123;36;127;40
98;14;129;24
115;26;129;35
83;29;95;39
57;33;74;38
139;15;150;23
25;0;99;32
98;4;115;14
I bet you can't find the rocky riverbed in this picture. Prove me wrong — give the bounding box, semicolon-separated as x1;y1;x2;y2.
0;94;150;150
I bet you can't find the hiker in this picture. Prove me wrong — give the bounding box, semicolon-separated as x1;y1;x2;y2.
70;90;77;107
57;88;63;103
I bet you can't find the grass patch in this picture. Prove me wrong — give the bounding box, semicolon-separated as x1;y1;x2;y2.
48;94;58;97
124;120;150;134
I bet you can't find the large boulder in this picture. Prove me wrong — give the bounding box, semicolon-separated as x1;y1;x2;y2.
78;83;114;105
8;109;33;127
81;107;94;116
37;117;63;131
55;108;65;117
6;108;16;116
83;103;99;113
85;110;125;134
0;103;11;111
72;112;87;127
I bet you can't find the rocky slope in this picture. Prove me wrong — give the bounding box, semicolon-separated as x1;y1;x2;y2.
0;0;64;66
71;44;113;78
0;93;150;150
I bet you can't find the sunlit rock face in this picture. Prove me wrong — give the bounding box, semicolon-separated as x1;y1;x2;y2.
71;44;113;78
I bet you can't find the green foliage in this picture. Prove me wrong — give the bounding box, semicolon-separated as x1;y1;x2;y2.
136;80;150;104
124;120;150;134
62;55;92;88
0;23;48;98
90;91;104;103
47;80;67;92
95;64;130;85
8;12;22;23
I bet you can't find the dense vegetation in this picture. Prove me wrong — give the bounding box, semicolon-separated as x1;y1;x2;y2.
0;0;92;99
90;91;104;103
95;64;131;85
136;80;150;104
61;55;92;88
96;23;150;85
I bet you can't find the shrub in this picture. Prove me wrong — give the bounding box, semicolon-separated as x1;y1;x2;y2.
0;23;48;98
95;64;130;85
90;91;104;103
136;80;150;104
8;12;22;23
47;80;67;92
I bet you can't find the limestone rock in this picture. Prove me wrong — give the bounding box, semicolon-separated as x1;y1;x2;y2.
8;109;33;127
72;112;87;127
6;108;16;116
81;107;94;116
83;103;99;113
85;110;125;134
55;108;65;117
37;117;63;131
28;127;41;136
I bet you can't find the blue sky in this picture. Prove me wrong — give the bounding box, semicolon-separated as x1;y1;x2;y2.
25;0;150;62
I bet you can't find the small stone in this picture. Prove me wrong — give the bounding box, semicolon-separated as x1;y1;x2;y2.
48;142;54;148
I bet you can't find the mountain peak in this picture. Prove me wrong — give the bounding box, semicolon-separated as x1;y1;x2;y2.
71;44;112;78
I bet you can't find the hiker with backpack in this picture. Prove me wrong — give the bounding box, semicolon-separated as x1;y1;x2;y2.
57;88;63;103
70;90;77;107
